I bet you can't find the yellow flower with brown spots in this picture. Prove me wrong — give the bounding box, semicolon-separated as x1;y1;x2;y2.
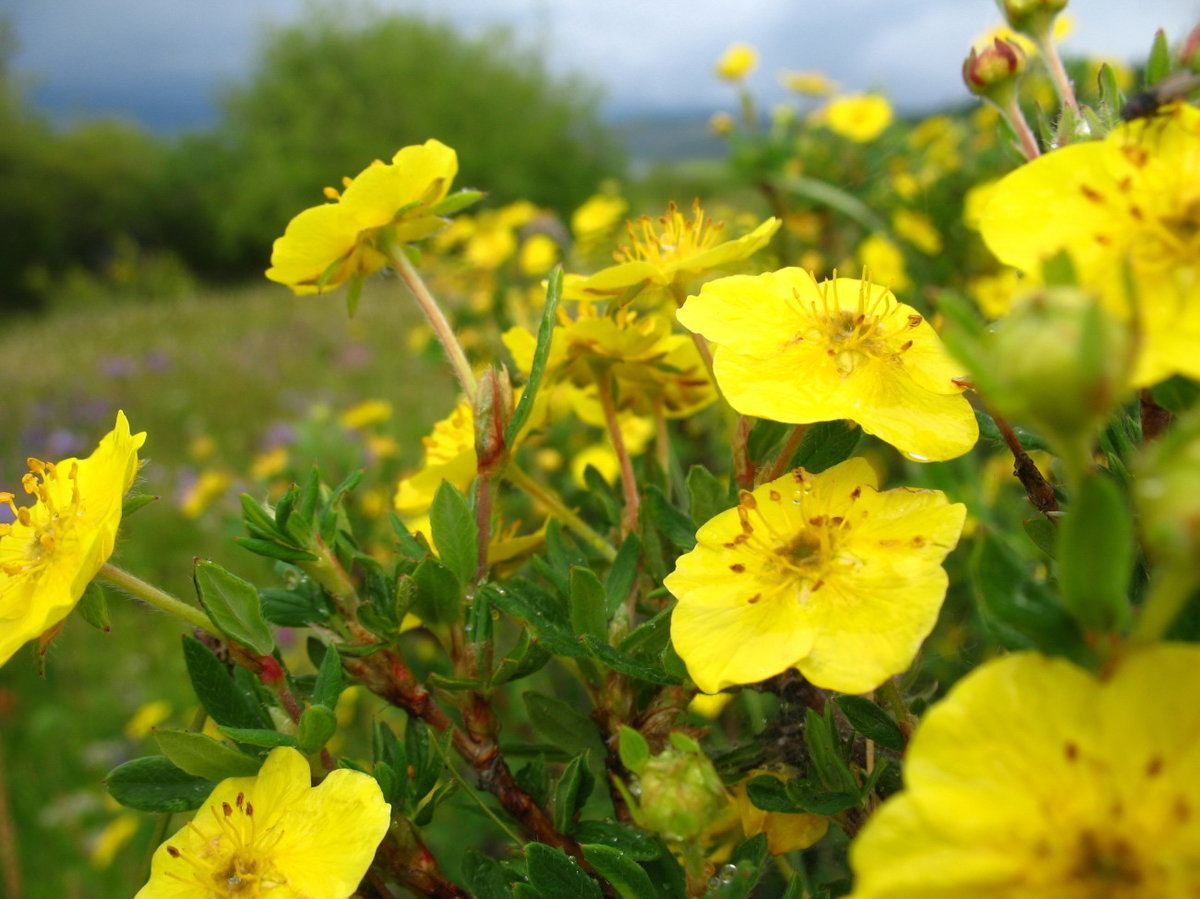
0;411;144;668
677;269;977;462
981;102;1200;386
665;458;966;694
849;644;1200;898
136;746;390;897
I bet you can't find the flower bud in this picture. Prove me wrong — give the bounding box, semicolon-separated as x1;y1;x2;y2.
963;38;1026;103
473;367;513;478
620;731;731;842
998;0;1069;37
986;287;1132;445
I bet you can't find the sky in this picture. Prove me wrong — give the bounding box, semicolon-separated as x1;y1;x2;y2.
7;0;1200;131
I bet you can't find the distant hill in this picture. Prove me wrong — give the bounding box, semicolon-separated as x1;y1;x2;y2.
609;109;726;170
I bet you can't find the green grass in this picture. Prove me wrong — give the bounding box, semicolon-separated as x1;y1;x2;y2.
0;281;458;898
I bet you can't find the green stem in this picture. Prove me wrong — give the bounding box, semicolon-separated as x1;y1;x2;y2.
997;96;1041;160
429;730;524;845
391;249;478;403
1131;565;1199;644
99;563;214;633
504;464;617;562
762;423;808;484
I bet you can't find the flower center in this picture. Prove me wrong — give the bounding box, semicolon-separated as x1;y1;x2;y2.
0;458;82;580
614;201;723;267
165;792;288;897
1068;829;1145;896
793;278;922;377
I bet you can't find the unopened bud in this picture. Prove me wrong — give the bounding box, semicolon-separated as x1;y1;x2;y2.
620;731;730;842
998;0;1069;37
473;367;513;477
963;39;1026;103
987;287;1132;445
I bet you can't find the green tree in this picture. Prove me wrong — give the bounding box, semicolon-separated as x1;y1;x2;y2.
176;3;622;276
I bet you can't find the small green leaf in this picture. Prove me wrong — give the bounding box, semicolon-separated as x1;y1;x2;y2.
580;844;655;899
789;789;859;816
240;493;285;541
1057;473;1134;632
523;692;602;755
791;420;862;474
181;635;270;729
121;493;157;519
605;534;641;619
432;189;486;216
312;644;344;708
106;756;215;813
644;484;697;550
193;560;276;655
686;464;732;526
490;628;553;686
297;704;337;753
507;266;562;448
834;696;905;753
77;580;111;631
1022;517;1057;559
412;557;464;627
1151;376;1200;414
616;725;651;775
485;579;582;657
1147;28;1172;85
216;727;298;748
574;822;661;860
746;775;801;813
569;567;608;640
803;707;858;795
154;730;263;781
525;842;603;899
461;849;514;899
618;606;673;658
552;752;595;833
430;481;478;585
580;636;682;685
234;537;319;563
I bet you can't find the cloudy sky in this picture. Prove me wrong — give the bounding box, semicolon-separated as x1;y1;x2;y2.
8;0;1200;130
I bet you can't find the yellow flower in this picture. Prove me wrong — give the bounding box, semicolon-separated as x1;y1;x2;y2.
137;746;390;898
571;193;628;245
394;400;477;519
980;103;1200;386
733;772;828;855
781;70;837;96
564;201;780;308
857;234;910;292
715;42;758;81
818;94;894;143
678;270;978;462
666;458;966;694
892;209;943;256
339;398;393;430
849;644;1200;898
0;411;144;668
180;469;232;520
266;139;458;295
519;232;559;276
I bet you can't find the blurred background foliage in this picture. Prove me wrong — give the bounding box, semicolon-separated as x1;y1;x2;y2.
0;5;623;311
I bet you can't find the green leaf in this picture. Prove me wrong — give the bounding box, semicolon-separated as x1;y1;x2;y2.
216;727;298;748
791;420;862;475
507;265;562;448
105;756;215;813
569;567;608;640
193;560;275;655
1151;376;1200;414
616;725;651;775
181;635;271;729
1096;62;1125;120
461;849;514;899
432;189;486;216
430;481;478;586
834;696;905;753
523;692;603;755
605;534;641;619
77;580;111;631
297;704;337;753
412;556;464;627
1022;517;1057;559
490;628;553;686
1057;473;1134;632
789;789;859;816
240;492;285;541
259;585;332;627
153;730;263;781
234;537;319;562
580;635;682;685
525;842;603;899
311;644;344;708
639;850;688;899
580;844;655;899
803;707;858;795
644;484;697;551
686;464;732;526
574;822;661;860
485;579;582;657
552;752;595;833
617;606;673;659
706;834;768;899
121;493;158;519
1147;28;1172;85
746;775;801;813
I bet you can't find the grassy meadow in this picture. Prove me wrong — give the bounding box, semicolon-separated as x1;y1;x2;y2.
0;282;457;897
